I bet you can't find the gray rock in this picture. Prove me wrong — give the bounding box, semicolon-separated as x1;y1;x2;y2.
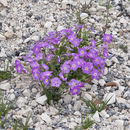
4;29;14;38
126;81;130;87
99;79;106;87
0;34;6;40
57;26;64;31
74;101;82;111
0;81;10;91
63;94;72;104
0;0;7;6
17;97;27;107
36;95;47;105
41;113;52;124
104;93;116;104
80;13;88;20
111;57;119;64
80;0;91;5
84;93;92;101
99;110;109;118
106;59;112;67
9;94;15;101
44;22;52;28
93;111;100;122
23;89;30;97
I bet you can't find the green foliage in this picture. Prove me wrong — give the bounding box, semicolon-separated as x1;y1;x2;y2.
12;115;31;130
119;44;128;52
82;97;112;114
75;116;94;130
0;92;13;128
0;60;12;82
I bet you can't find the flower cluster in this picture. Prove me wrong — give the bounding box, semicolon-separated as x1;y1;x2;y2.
15;25;112;96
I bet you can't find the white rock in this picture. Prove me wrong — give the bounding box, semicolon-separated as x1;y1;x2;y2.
99;79;106;87
17;97;27;107
104;93;116;104
0;82;10;91
48;106;58;115
74;111;81;116
74;101;82;111
91;79;98;85
84;93;92;101
57;26;64;31
116;97;126;104
23;89;30;97
99;110;109;119
35;125;47;130
97;6;106;11
69;122;77;129
0;34;6;40
9;94;15;101
80;0;91;5
63;94;72;104
93;111;100;122
31;36;39;41
126;7;130;15
36;95;47;105
41;113;52;124
80;13;88;20
111;57;119;64
106;59;112;66
0;0;7;6
127;81;130;87
4;29;14;38
44;22;52;28
114;120;124;127
104;67;108;75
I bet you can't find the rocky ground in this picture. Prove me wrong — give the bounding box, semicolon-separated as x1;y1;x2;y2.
0;0;130;130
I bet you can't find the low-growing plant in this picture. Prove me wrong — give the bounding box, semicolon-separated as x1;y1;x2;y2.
75;116;94;130
14;24;113;103
0;60;11;82
82;97;112;114
12;115;31;130
0;93;13;128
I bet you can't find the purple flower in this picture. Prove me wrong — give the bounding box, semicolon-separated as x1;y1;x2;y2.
100;58;105;67
30;61;40;68
59;72;67;81
25;57;34;62
35;53;43;61
91;69;100;80
43;78;49;86
68;34;77;43
60;64;70;73
33;44;41;55
32;71;39;80
40;72;46;81
51;77;61;87
57;56;60;63
68;79;79;89
70;61;78;71
78;48;87;57
93;57;101;66
103;34;113;43
70;86;80;95
87;49;98;59
14;59;20;66
78;82;85;88
72;53;79;60
41;64;49;70
64;60;71;65
91;39;96;47
23;68;28;74
42;71;53;77
72;39;80;47
65;46;73;51
82;62;93;74
1;116;4;121
40;42;49;48
76;58;84;68
16;64;23;73
103;49;109;59
46;54;54;61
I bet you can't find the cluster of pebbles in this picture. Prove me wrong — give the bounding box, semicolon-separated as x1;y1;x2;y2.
0;0;130;130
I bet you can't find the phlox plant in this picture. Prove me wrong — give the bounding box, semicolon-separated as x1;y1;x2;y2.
14;25;112;103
